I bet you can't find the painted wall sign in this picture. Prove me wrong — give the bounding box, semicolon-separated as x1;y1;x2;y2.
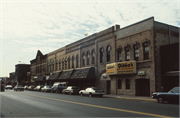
106;63;117;75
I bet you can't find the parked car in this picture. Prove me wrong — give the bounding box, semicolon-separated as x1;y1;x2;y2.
5;85;13;90
0;80;5;92
28;85;35;91
41;86;51;92
14;85;24;91
152;87;180;103
24;85;29;90
62;86;80;95
34;85;43;91
79;87;105;97
51;82;67;93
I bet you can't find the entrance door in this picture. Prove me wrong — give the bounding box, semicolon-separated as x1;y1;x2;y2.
135;79;150;96
107;81;111;94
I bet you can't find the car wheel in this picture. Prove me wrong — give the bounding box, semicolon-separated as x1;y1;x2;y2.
89;93;92;97
157;96;164;103
80;92;83;96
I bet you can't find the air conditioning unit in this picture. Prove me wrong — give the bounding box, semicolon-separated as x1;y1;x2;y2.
138;71;145;75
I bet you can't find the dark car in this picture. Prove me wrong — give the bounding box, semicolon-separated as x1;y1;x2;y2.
152;87;180;103
14;85;24;91
51;85;59;93
62;86;80;95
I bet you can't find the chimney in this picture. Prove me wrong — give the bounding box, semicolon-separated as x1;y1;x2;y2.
114;25;120;31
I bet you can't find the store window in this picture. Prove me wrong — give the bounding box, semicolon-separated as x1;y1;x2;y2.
72;56;74;68
125;79;130;89
125;47;130;61
76;55;78;68
143;42;149;60
107;45;110;62
118;79;122;89
117;48;122;61
91;50;95;64
100;47;103;63
87;51;89;65
134;44;139;61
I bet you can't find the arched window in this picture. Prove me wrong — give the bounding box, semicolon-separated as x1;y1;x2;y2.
107;46;110;62
56;60;58;71
87;51;89;65
91;50;95;64
134;45;139;61
76;55;78;68
100;47;103;63
72;56;74;68
118;79;122;89
59;60;61;70
125;79;130;89
82;53;85;66
52;61;54;71
143;42;149;60
125;47;130;61
65;58;67;69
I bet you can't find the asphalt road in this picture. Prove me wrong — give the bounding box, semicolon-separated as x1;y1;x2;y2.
0;90;179;117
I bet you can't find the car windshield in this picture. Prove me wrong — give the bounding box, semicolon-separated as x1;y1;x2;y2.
46;86;50;88
92;87;100;90
168;87;180;93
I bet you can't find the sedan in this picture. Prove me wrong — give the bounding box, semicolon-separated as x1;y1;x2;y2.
28;86;35;91
41;86;51;92
152;87;180;103
24;85;29;90
14;85;24;91
5;85;13;90
34;85;43;91
62;86;79;95
79;87;105;97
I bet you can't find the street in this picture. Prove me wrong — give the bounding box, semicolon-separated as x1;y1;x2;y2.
0;90;179;117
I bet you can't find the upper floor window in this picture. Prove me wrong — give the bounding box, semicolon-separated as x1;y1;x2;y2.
76;55;79;68
107;46;110;62
72;56;74;68
82;53;85;66
125;79;130;89
65;59;67;69
100;48;103;63
125;47;130;61
59;60;61;70
117;48;122;61
134;45;139;61
68;58;70;69
52;61;54;71
56;60;58;71
62;59;64;70
91;50;95;64
143;42;149;60
87;51;89;65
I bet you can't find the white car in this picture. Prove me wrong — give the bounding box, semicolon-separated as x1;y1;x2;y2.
5;85;13;90
41;86;51;92
79;87;105;97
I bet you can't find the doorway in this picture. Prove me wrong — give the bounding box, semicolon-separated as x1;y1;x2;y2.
107;81;111;94
135;79;150;96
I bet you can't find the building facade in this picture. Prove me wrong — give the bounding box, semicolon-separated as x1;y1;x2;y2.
30;17;179;96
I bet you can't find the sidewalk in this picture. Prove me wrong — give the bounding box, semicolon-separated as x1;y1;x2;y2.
103;94;157;102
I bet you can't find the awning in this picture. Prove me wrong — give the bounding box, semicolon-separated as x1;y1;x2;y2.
165;71;180;76
48;72;61;80
100;73;111;80
58;69;74;79
34;74;46;81
70;67;96;79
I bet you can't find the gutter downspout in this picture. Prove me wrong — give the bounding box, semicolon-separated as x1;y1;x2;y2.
169;25;171;44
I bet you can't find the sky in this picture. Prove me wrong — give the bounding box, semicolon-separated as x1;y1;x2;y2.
0;0;180;77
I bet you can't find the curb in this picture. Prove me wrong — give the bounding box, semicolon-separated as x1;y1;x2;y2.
115;97;157;101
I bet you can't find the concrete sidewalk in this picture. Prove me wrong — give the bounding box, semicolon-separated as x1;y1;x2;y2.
103;94;157;102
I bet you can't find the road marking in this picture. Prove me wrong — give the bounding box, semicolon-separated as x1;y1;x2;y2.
20;93;173;118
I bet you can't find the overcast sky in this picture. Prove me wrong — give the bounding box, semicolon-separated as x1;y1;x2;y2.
0;0;179;77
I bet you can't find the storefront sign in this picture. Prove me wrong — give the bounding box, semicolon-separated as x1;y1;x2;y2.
117;61;136;74
106;63;117;75
106;61;136;75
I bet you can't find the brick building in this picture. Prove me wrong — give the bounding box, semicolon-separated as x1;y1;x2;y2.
30;17;179;96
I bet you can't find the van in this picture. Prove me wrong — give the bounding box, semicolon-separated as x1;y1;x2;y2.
51;82;67;93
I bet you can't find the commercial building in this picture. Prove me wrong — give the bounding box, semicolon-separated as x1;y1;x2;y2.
30;17;179;96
